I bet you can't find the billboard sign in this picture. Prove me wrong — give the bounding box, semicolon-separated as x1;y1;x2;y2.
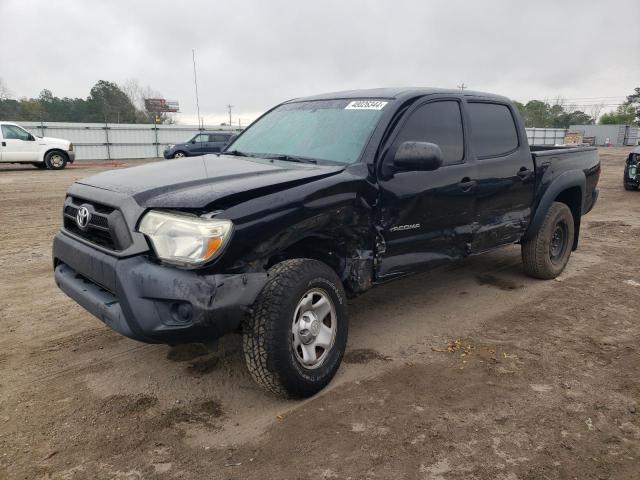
144;98;179;113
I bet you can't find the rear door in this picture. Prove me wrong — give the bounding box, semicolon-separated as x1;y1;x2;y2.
465;100;535;252
376;97;477;278
211;133;229;152
1;124;39;162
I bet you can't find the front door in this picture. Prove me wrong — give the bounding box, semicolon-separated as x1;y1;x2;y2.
376;98;477;279
465;100;535;252
189;133;211;155
1;124;39;162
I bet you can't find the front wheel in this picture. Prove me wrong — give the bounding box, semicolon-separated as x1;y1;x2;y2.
243;259;348;398
44;151;67;170
522;202;575;280
173;151;186;159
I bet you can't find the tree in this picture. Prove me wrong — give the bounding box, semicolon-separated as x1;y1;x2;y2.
513;99;593;128
599;103;637;125
121;78;173;123
625;87;640;126
598;87;640;126
0;80;173;123
521;100;552;127
0;77;11;100
87;80;138;123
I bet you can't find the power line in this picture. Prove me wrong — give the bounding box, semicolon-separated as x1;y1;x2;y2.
548;95;628;100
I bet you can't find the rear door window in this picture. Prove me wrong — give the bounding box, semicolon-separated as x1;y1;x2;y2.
467;102;519;158
393;100;465;165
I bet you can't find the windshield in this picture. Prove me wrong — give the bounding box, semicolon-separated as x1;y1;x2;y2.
227;99;388;164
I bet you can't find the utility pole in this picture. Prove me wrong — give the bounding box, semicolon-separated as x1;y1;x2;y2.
227;104;233;127
457;83;467;92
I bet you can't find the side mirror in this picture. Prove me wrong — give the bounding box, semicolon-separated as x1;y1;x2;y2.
27;133;35;141
393;141;444;172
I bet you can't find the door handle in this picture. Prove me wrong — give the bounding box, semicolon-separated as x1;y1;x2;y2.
517;167;534;182
458;178;477;192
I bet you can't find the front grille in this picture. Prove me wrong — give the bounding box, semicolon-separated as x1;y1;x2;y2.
64;205;110;229
64;217;117;249
62;197;121;250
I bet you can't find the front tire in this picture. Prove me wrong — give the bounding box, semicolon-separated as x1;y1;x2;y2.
522;202;574;280
243;259;348;398
44;151;67;170
173;151;186;159
32;162;47;169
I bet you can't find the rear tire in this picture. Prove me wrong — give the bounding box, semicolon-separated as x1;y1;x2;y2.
522;202;574;280
44;151;67;170
243;259;348;398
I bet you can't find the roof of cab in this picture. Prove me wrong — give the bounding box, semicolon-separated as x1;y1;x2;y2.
286;87;510;103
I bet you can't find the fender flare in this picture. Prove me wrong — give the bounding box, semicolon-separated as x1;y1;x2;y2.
523;169;585;243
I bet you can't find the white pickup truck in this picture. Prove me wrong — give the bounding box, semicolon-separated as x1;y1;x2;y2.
0;122;75;170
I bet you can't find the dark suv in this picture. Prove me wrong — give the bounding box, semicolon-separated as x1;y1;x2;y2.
163;131;235;159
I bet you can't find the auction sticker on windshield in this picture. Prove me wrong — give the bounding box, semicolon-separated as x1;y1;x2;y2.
345;100;388;110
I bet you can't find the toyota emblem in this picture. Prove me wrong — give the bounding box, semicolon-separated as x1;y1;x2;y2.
76;206;91;229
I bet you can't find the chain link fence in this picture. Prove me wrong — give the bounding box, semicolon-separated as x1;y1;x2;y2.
18;121;242;161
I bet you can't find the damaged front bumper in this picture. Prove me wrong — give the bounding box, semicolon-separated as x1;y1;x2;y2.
52;232;267;344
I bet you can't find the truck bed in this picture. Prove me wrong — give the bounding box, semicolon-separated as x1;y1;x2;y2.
530;145;600;218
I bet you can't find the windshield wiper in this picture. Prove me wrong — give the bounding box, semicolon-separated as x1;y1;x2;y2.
223;149;251;157
264;154;317;164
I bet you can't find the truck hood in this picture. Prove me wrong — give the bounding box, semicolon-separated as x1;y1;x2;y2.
75;154;346;209
38;136;70;147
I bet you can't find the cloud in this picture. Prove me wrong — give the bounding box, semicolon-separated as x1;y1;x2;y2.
1;0;638;124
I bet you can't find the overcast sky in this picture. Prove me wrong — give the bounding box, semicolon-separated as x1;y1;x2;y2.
1;0;638;125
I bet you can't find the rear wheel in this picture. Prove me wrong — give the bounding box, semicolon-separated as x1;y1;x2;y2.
44;151;67;170
522;202;574;280
243;259;348;398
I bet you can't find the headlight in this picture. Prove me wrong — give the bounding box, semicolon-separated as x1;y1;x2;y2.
138;210;233;267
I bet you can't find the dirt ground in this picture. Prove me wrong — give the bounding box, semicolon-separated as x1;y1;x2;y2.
1;148;639;480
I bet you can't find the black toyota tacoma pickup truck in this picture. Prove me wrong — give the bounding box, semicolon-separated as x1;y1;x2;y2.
53;88;600;398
